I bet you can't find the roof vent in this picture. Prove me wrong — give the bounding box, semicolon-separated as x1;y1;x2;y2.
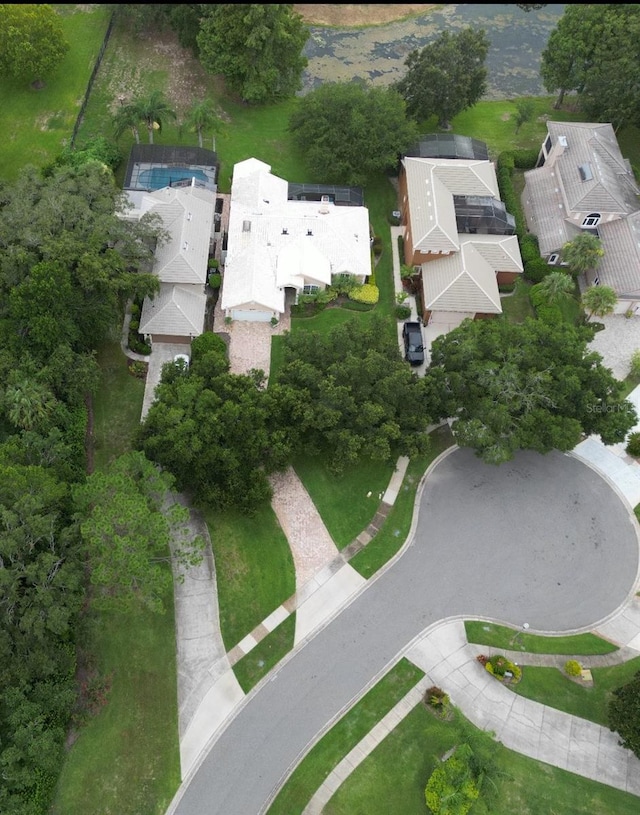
321;194;330;203
242;220;251;232
578;163;593;181
282;227;288;235
187;212;192;221
558;135;568;148
307;229;313;236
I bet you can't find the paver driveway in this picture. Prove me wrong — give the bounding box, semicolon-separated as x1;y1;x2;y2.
169;448;639;815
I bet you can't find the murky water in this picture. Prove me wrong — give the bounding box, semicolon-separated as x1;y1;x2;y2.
302;3;566;99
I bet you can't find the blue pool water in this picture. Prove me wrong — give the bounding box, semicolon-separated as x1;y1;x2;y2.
139;166;209;190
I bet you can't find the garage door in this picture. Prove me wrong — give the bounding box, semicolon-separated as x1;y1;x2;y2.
231;309;273;322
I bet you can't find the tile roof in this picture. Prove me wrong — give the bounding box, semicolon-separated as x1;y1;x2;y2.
140;283;206;337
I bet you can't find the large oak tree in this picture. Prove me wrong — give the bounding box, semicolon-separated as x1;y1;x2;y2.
426;317;637;465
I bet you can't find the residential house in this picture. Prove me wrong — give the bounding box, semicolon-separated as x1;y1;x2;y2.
220;158;371;322
522;121;640;302
399;136;523;330
124;181;215;345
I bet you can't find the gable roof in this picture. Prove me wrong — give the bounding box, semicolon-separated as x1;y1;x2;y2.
139;283;206;337
136;184;214;285
403;156;500;254
221;159;370;313
421;235;521;314
596;212;640;297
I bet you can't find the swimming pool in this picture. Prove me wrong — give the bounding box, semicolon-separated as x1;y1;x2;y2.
138;166;210;190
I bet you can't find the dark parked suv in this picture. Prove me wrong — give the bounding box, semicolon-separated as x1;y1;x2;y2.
402;320;424;366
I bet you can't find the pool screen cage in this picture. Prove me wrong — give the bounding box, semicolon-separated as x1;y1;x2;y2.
287;183;364;207
123;145;219;191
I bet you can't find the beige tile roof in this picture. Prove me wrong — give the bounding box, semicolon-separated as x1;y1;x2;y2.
521;165;582;256
403;156;499;255
597;213;640;297
140;283;206;337
421;240;507;314
141;185;215;285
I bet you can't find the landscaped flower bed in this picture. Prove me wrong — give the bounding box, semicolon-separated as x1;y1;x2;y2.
477;654;522;683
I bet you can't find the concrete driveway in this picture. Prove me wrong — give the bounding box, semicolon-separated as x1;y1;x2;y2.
168;448;639;815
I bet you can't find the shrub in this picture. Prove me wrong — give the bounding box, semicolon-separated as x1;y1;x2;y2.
626;432;640;457
530;283;562;324
485;654;521;682
372;235;383;256
340;300;375;312
564;659;582;677
519;233;540;262
630;350;640;379
524;257;552;283
130;302;140;318
425;685;450;711
498;282;516;293
397;234;404;259
395;304;411;320
208;257;219;269
331;273;358;295
128;318;139;332
512;148;539;169
208;272;222;289
349;283;379;304
128;361;147;379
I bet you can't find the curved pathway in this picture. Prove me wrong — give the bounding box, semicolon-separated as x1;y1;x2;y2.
167;447;640;815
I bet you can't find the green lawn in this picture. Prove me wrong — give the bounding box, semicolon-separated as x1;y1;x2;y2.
500;278;536;323
267;658;424;815
465;620;619;656
293;453;396;549
51;588;180;815
324;703;640;815
232;615;296;693
511;657;640;728
92;340;145;471
0;6;111;181
203;502;296;649
350;425;455;578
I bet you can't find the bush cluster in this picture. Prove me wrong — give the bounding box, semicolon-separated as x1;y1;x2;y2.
626;432;640;457
484;654;522;682
564;659;582;677
349;283;379;304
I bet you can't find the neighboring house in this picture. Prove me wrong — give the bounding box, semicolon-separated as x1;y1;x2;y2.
126;182;215;345
221;158;371;322
399;136;523;325
522;121;640;301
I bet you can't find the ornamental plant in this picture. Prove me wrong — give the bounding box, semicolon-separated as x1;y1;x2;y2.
348;283;379;305
564;659;582;677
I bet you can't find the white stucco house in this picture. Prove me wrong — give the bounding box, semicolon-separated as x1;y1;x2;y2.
221;158;372;322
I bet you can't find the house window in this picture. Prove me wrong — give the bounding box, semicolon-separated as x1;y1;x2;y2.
303;284;319;295
547;253;559;265
593;276;600;286
582;213;601;228
578;163;594;182
544;134;552;154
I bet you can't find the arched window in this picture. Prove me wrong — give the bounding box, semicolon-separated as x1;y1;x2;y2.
582;213;600;228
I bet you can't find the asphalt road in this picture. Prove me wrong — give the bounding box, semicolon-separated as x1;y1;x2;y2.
170;448;639;815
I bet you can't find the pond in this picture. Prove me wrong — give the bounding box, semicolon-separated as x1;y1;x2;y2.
302;3;566;99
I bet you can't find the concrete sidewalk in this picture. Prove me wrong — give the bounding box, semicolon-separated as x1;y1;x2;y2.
303;619;640;813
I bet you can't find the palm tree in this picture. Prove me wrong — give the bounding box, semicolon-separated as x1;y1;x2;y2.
536;270;575;306
135;90;177;144
581;284;618;320
4;377;56;431
181;98;220;149
113;103;142;144
560;233;604;277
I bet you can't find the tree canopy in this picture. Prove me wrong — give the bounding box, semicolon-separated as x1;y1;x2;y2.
560;232;604;277
288;82;417;185
540;4;640;126
274;316;433;470
581;285;618;320
197;4;309;104
0;4;69;84
395;28;489;128
609;670;640;759
73;451;203;613
426;317;637;464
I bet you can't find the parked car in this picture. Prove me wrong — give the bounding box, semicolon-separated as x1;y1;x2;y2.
402;321;424;366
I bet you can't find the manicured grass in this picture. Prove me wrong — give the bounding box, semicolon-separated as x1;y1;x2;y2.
511;657;640;727
350;425;455;578
267;658;424;815
92;340;145;471
501;278;536;323
232;615;296;693
465;620;619;656
324;704;640;815
51;589;181;815
0;6;112;181
293;453;396;549
203;503;295;649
